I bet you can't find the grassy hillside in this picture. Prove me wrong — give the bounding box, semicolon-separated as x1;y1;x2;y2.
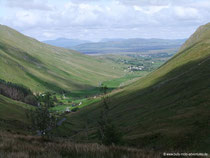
60;23;210;152
0;25;124;92
0;94;31;132
0;93;158;157
0;131;160;158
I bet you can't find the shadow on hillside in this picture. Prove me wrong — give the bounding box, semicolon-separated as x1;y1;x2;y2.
59;56;210;152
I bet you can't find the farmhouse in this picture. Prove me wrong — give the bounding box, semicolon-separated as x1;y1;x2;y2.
128;66;144;71
66;107;71;113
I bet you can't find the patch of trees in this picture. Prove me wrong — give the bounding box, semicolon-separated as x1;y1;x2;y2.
37;92;55;107
0;79;37;106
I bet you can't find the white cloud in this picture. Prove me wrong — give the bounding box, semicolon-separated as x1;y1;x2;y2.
174;7;200;20
1;0;210;41
6;0;52;10
43;32;55;38
13;11;39;27
134;5;169;14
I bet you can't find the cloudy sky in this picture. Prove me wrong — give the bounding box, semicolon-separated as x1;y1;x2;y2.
0;0;210;41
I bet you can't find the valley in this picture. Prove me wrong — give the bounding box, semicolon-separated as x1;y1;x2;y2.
52;23;210;152
0;25;172;126
41;52;171;114
0;22;210;157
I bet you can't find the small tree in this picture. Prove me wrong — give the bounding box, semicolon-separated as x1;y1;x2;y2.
97;84;123;145
100;123;123;145
26;102;57;138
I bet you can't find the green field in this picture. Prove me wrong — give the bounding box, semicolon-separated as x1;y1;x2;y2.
51;97;100;113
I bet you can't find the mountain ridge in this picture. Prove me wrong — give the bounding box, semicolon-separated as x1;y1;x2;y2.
43;38;91;48
72;38;186;54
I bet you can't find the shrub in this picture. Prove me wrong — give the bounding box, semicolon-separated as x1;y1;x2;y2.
24;95;38;106
72;107;79;112
98;123;123;146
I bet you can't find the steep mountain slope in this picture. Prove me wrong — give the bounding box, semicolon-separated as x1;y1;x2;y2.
0;25;124;92
71;38;185;54
0;94;30;132
63;23;210;151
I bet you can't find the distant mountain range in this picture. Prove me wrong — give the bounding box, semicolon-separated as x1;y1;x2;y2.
43;38;91;48
72;38;186;54
43;38;186;54
99;38;125;42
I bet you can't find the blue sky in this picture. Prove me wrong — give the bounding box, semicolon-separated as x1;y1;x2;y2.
0;0;210;41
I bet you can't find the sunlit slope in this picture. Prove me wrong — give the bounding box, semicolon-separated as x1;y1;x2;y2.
0;25;124;92
64;23;210;151
179;23;210;52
